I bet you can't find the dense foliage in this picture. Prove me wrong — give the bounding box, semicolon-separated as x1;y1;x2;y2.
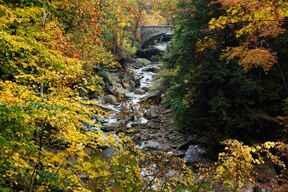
0;0;136;191
164;0;288;190
2;0;288;191
0;0;196;191
0;0;149;191
165;0;288;141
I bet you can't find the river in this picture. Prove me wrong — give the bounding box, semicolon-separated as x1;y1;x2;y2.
84;39;207;190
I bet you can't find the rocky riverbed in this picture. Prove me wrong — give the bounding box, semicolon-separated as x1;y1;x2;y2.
91;42;208;165
81;40;213;191
84;39;283;192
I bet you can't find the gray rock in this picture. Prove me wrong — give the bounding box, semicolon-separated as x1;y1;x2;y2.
141;91;161;101
129;79;137;89
122;79;137;90
110;72;121;82
103;95;118;105
162;108;173;114
184;145;206;163
241;184;254;192
146;121;159;129
101;72;123;92
150;107;159;118
143;66;160;73
122;81;130;89
101;148;116;159
103;119;125;130
142;140;169;151
112;85;129;97
134;88;146;95
136;58;151;67
165;170;178;177
142;87;150;92
145;106;160;119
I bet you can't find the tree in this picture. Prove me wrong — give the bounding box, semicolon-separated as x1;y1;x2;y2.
164;0;288;142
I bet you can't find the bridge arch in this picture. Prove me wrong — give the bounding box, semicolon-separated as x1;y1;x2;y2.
139;25;173;48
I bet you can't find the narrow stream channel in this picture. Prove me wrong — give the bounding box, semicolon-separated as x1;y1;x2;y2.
92;39;206;163
82;38;210;190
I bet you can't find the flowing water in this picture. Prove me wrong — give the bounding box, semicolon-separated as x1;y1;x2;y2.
83;41;209;190
91;41;206;165
100;62;161;129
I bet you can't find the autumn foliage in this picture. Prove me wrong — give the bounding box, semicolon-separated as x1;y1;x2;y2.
3;0;288;191
0;0;141;191
164;0;288;190
0;0;194;191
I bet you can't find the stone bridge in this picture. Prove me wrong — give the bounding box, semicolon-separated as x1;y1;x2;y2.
139;25;173;48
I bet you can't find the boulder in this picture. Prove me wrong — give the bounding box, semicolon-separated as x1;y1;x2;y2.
101;147;116;159
140;91;161;102
142;140;170;151
143;66;161;73
110;73;121;84
134;88;146;95
103;72;123;94
184;145;206;163
113;86;129;98
146;121;159;129
103;95;118;105
103;120;125;131
136;58;151;67
122;79;136;90
145;106;160;119
108;83;129;98
165;170;178;177
241;185;254;192
142;87;150;92
122;81;131;89
129;80;136;89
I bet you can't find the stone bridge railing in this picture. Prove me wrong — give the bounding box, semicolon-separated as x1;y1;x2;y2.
140;25;173;45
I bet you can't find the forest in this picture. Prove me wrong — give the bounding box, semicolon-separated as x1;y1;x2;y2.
0;0;288;191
